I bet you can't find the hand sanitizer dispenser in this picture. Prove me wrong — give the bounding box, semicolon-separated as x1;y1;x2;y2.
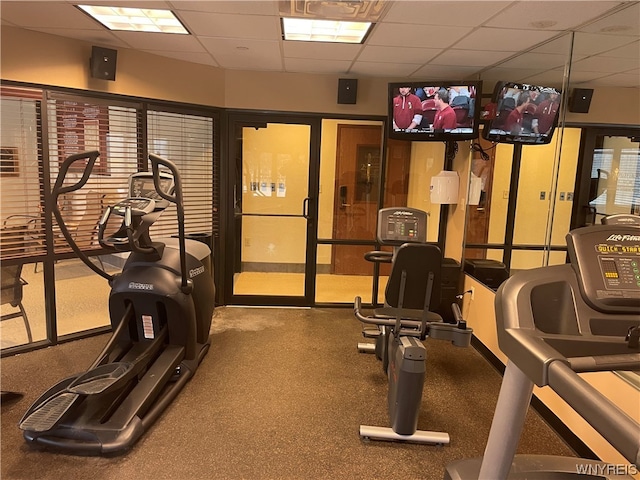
430;171;459;204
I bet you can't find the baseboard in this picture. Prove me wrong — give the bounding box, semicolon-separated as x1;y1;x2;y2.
470;335;599;461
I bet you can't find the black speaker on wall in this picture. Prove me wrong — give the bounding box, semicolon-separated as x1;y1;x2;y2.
90;46;118;81
337;78;358;104
569;88;593;113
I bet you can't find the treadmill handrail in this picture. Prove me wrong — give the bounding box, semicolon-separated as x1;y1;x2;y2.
547;359;640;468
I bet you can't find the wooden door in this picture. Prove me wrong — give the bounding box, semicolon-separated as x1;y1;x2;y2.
331;125;410;275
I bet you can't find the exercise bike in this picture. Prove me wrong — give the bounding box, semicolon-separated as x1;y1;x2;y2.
354;207;473;445
19;151;214;455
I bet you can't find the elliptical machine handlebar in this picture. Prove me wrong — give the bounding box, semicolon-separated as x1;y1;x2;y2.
53;150;100;196
149;153;190;293
51;151;113;282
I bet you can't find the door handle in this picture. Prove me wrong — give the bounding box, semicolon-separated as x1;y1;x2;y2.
302;197;310;220
339;185;350;208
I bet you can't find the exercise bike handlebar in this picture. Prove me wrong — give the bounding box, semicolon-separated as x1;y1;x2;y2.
364;251;393;263
354;296;472;346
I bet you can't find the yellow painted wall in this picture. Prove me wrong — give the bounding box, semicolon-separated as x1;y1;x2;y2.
445;141;474;262
407;142;445;242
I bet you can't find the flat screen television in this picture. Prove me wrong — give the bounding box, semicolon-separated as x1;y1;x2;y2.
388;81;482;141
482;81;562;145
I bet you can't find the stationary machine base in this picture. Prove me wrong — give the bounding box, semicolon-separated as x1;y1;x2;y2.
444;455;635;479
360;425;450;445
357;342;376;353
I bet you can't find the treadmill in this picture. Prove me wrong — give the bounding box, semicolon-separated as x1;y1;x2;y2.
445;224;640;479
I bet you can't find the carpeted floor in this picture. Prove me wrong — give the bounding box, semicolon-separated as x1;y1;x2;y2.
0;307;574;480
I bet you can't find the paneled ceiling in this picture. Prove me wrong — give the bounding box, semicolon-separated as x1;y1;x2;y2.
2;0;639;88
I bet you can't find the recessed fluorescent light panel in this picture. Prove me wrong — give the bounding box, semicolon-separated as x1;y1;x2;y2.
282;17;372;43
77;5;189;34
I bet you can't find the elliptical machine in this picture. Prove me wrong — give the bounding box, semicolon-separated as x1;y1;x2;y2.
19;151;214;455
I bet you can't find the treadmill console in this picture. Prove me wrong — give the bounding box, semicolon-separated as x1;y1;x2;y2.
377;208;427;245
567;225;640;314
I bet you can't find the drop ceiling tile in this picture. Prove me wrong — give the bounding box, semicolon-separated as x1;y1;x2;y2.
430;49;515;68
0;2;100;29
25;28;130;49
578;2;640;35
143;50;219;67
498;52;569;70
285;58;352;74
218;54;282;71
77;1;172;8
200;36;277;57
529;35;575;55
480;66;555;85
410;64;484;80
565;70;613;83
110;31;206;52
453;27;559;52
382;1;510;27
179;11;280;39
592;39;640;59
348;61;423;77
283;41;362;61
571;54;639;73
357;45;441;64
515;71;565;88
172;1;278;16
573;32;639;56
367;22;473;48
485;1;621;31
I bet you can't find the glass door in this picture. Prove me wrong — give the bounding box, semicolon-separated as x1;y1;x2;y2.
225;114;319;306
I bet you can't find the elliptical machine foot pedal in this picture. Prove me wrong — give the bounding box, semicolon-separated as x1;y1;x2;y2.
20;391;80;433
68;362;135;395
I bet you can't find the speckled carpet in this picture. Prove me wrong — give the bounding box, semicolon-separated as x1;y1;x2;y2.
1;307;573;480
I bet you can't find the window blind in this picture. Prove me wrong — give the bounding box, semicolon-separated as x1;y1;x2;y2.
0;86;46;262
46;94;141;254
147;110;215;241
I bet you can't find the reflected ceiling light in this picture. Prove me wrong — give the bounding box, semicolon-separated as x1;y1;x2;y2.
281;17;372;43
77;5;189;34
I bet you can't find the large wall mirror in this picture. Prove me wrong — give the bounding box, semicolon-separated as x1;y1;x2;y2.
463;4;639;290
